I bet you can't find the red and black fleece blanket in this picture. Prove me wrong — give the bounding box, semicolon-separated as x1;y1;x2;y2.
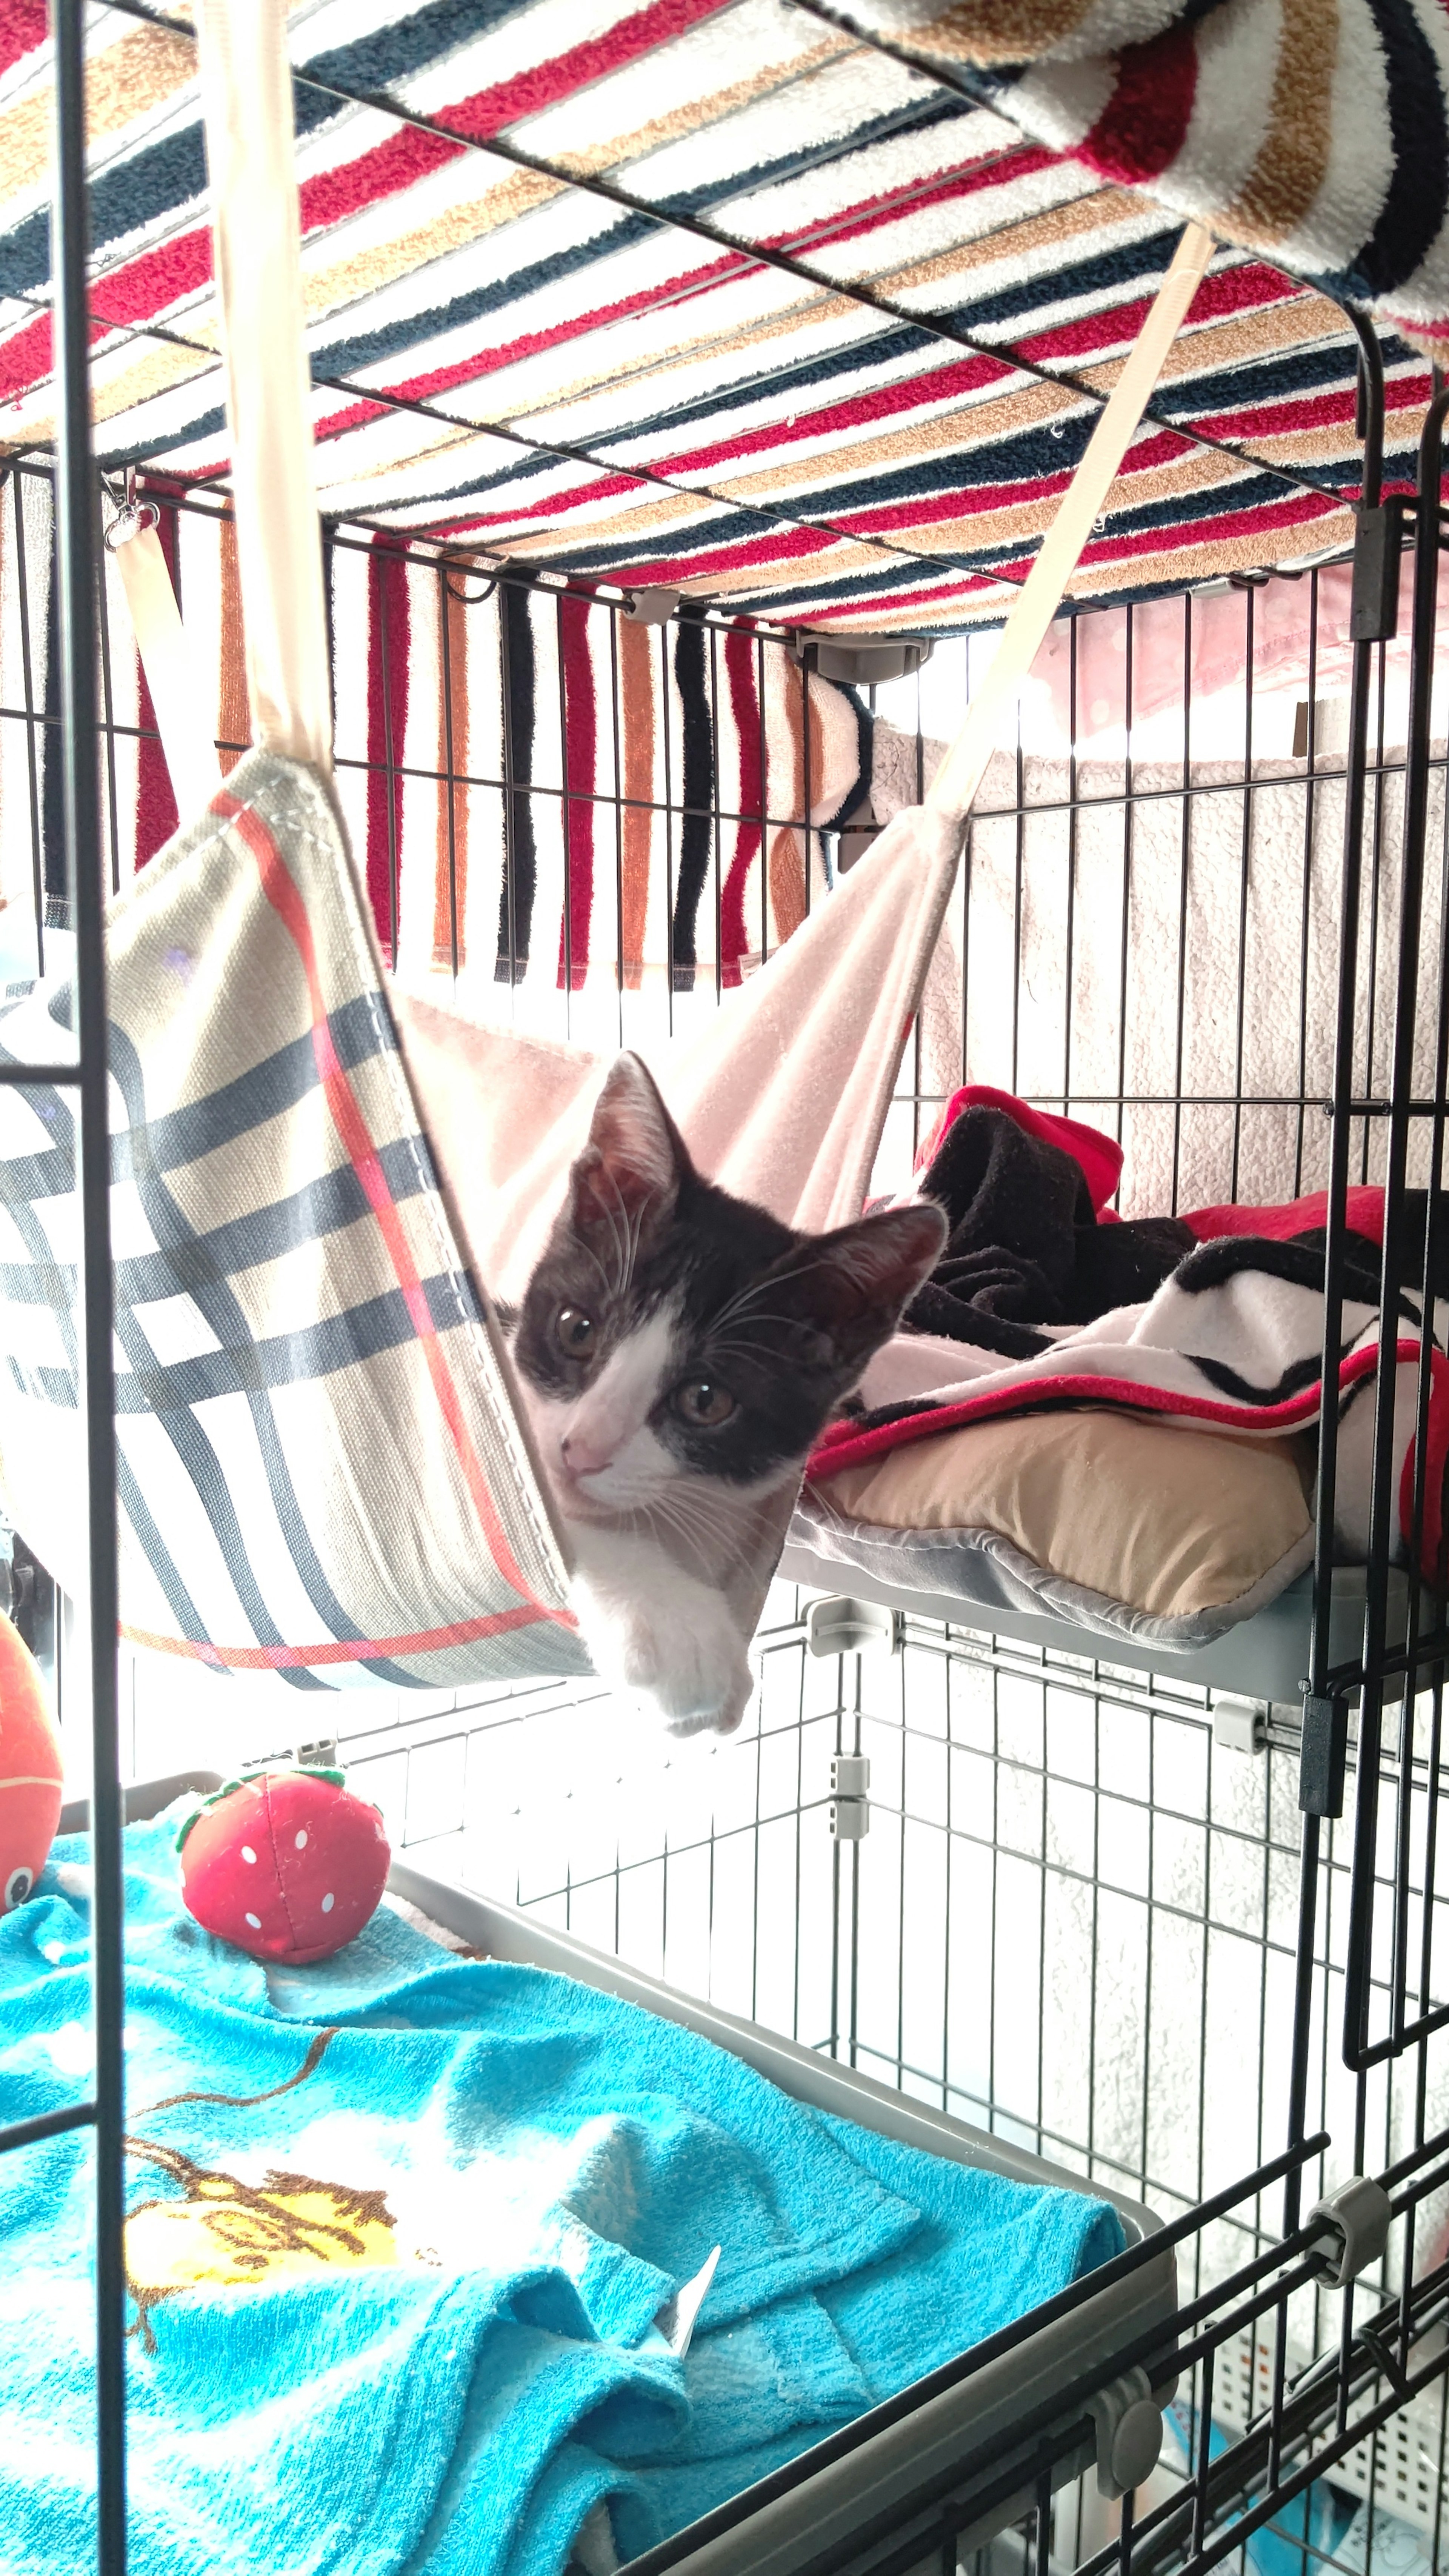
807;1088;1449;1575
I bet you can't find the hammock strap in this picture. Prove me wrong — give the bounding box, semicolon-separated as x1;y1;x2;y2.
924;220;1216;824
107;518;222;818
194;0;332;774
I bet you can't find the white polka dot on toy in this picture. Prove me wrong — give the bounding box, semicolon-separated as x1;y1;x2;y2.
295;1830;307;1850
240;1845;257;1865
245;1912;261;1930
321;1892;334;1914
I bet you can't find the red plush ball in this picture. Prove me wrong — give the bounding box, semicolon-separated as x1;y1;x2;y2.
0;1609;62;1914
178;1769;390;1965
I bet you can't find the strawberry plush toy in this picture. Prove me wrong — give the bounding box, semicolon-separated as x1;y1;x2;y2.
0;1608;62;1913
177;1767;390;1965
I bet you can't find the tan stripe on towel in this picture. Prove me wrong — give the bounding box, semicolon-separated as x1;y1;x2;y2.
216;516;249;775
900;0;1099;64
767;659;815;946
0;24;195;219
434;576;470;969
618;612;655;990
1224;0;1338;245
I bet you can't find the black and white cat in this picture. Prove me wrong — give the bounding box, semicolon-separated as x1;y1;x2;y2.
509;1054;946;1736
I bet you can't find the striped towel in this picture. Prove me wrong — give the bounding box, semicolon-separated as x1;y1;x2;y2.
327;543;871;998
856;0;1449;361
0;747;587;1695
0;488;868;1012
0;7;1429;631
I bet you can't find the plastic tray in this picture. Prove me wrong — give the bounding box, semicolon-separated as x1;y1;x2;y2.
780;1534;1407;1708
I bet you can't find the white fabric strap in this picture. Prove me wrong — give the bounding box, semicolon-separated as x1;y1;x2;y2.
109;521;222;818
194;0;332;773
925;221;1215;823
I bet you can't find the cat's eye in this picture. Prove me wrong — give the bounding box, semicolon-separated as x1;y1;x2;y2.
555;1306;595;1357
672;1379;736;1428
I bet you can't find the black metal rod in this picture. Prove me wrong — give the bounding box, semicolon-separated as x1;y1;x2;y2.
52;5;126;2566
0;2096;97;2155
1286;318;1385;2218
1343;385;1449;2075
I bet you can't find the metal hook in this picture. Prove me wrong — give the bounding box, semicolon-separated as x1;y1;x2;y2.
102;467;158;551
443;571;500;605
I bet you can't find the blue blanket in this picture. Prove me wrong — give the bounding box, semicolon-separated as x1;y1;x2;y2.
0;1816;1124;2575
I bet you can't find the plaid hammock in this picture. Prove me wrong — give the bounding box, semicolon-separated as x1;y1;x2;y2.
0;749;587;1695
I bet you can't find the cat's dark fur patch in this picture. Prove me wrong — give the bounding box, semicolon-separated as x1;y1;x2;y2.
512;1056;945;1493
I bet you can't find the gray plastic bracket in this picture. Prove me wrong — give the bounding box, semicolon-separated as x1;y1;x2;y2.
1213;1697;1268;1756
829;1753;871;1842
623;587;681;626
806;1595;902;1658
788;630;933;687
293;1735;340;1772
1306;2175;1392;2285
1086;2365;1163;2499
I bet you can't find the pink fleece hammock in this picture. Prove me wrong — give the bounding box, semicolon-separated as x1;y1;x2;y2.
0;2;1211;1696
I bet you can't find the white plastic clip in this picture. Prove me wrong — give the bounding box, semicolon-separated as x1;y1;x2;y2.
1213;1698;1269;1756
623;587;681;626
1086;2366;1163;2499
294;1736;340;1771
829;1753;870;1841
1306;2175;1392;2286
806;1595;902;1658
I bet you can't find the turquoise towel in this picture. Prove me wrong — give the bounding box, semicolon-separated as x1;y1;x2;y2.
0;1817;1125;2576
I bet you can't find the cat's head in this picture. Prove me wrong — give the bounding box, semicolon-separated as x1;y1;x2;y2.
512;1053;946;1521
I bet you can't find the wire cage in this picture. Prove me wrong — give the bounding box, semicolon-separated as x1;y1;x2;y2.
8;20;1449;2576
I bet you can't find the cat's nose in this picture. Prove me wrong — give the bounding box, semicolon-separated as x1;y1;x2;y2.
560;1431;614;1481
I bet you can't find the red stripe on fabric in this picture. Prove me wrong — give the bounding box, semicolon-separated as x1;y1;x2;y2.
213;786;570;1627
0;309;107;405
917;1085;1124;1212
122;1602;547;1670
1012;263;1297;368
805;1340;1427;1479
611;526;833;588
774;576;1012;625
719;626;763;987
291;0;732;241
766;146;1060;264
1184;1189;1386;1246
443;0;733;142
1069;486;1341;567
300;121;460;236
652;354;1011;482
974;487;1341;595
0;0;45;77
365;540;409;963
557;592;595;992
1077;21;1198;186
831;429;1191;543
313;202;1277;441
135;504;180;869
89;227;212;330
320;258;745;428
1192;373;1430;445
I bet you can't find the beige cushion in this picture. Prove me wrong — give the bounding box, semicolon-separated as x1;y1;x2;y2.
821;1410;1314;1619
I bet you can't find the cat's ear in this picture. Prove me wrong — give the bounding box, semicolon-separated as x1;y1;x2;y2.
769;1201;948;1372
572;1053;691;1235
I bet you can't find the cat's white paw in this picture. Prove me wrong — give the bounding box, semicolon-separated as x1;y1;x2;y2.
577;1578;753;1737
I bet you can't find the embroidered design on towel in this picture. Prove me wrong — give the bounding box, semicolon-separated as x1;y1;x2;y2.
122;2027;434;2352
